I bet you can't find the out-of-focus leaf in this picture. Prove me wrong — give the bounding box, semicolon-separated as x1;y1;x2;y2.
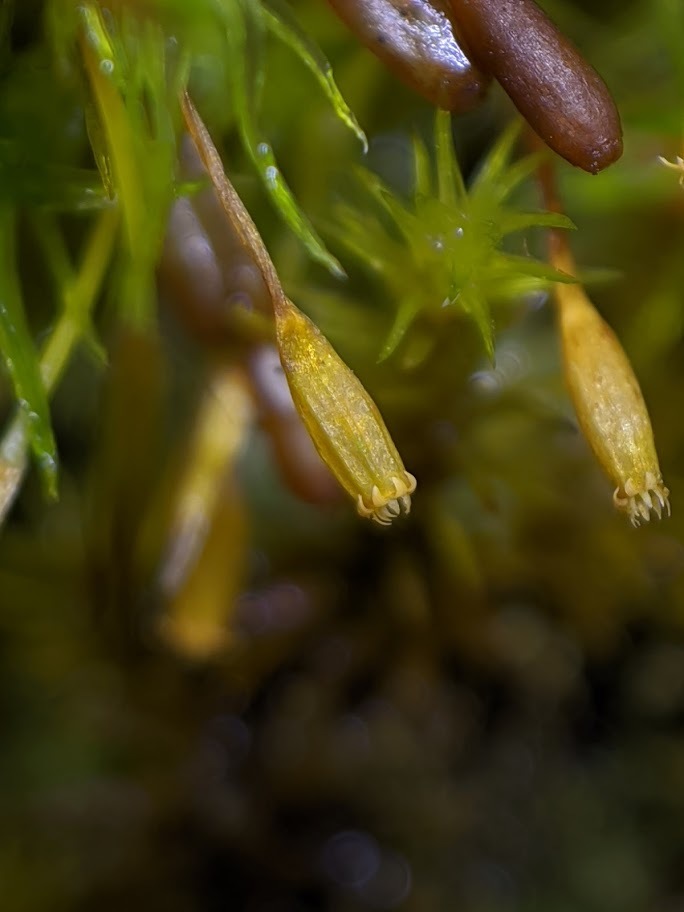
412;133;432;203
0;209;116;526
578;266;623;286
262;0;367;152
492;253;578;284
85;100;115;199
219;0;345;277
380;297;421;361
0;207;58;497
0;145;108;210
352;165;424;243
324;213;399;283
469;121;525;199
499;210;576;236
81;3;178;328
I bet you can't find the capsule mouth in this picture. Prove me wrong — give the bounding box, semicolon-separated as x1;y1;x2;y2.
357;473;418;526
613;474;671;527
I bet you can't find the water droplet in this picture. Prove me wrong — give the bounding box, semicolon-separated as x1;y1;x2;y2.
469;370;501;395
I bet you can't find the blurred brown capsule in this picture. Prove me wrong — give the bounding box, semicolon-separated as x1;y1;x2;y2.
246;345;343;506
326;0;491;111
449;0;623;172
158;138;271;348
159;196;231;345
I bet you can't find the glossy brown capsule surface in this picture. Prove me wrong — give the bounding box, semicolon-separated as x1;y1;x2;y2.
327;0;490;111
449;0;622;172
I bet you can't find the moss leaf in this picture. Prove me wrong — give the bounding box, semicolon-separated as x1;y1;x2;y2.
0;207;58;498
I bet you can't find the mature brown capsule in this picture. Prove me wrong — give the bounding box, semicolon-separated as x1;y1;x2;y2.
326;0;490;111
449;0;623;172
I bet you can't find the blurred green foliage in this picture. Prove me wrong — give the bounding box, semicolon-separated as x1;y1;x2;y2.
1;0;684;910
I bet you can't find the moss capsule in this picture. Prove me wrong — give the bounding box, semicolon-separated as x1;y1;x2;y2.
326;0;491;111
275;297;416;524
556;279;669;526
181;92;416;524
449;0;623;172
158;368;251;659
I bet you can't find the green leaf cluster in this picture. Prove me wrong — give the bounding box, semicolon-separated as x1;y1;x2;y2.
332;112;575;363
0;0;363;515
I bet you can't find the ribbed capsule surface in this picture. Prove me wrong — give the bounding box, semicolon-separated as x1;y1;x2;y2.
327;0;490;111
449;0;623;172
275;297;416;525
246;345;343;506
557;281;669;526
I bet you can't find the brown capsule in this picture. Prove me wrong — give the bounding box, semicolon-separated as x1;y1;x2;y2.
158;138;272;348
159;196;230;345
326;0;491;111
178;138;273;319
449;0;623;172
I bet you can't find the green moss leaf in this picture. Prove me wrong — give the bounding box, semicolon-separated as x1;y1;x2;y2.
220;0;345;278
262;0;367;152
498;210;576;236
329;113;577;362
0;208;58;498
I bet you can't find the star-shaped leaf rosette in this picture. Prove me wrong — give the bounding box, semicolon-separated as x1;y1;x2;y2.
330;112;576;365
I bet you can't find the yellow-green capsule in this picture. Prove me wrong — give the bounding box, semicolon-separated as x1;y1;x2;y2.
556;280;670;526
275;296;416;525
157;366;252;659
180;91;416;525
